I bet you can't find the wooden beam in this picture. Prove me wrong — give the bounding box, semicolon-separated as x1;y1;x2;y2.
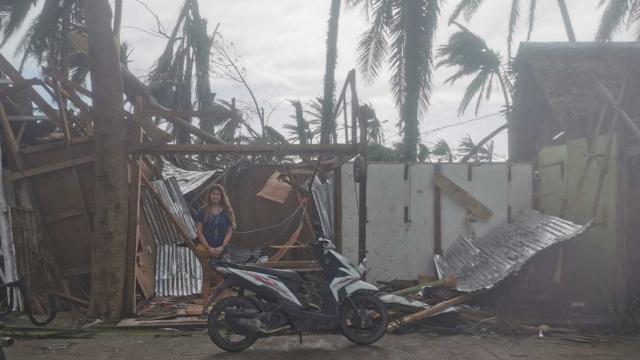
0;54;63;127
7;115;50;122
132;143;360;155
4;156;95;181
433;172;493;221
596;80;640;143
0;78;42;100
141;108;232;121
43;208;85;224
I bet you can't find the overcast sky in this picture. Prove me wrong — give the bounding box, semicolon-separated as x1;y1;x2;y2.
3;0;636;159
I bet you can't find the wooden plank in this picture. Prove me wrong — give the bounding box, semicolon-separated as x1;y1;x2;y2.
434;165;443;255
4;156;95;181
432;172;493;221
135;250;155;299
117;316;206;328
142;108;231;121
43;208;84;223
596;80;640;143
0;78;42;100
7;115;50;122
52;80;72;145
51;290;89;307
62;266;91;276
124;113;144;316
269;221;304;262
133;143;360;155
0;54;63;127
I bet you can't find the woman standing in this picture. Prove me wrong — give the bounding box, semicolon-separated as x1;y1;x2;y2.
196;184;235;304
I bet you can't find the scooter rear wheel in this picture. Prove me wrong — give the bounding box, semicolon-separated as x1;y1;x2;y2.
339;293;388;345
207;296;258;352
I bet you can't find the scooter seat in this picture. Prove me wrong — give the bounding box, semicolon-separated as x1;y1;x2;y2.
229;263;303;284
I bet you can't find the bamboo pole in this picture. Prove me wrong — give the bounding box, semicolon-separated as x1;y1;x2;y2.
387;291;481;332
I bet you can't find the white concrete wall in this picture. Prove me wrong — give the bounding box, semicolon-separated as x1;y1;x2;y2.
341;162;532;282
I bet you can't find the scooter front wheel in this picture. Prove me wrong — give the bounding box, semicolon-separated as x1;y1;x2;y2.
339;293;388;345
207;296;258;352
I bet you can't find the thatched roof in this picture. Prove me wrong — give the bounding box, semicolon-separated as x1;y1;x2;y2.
510;42;640;160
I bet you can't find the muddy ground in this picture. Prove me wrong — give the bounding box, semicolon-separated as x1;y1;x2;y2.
6;331;640;360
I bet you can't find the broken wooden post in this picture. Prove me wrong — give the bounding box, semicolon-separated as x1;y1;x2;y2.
391;276;456;297
432;173;493;221
387;291;481;332
596;80;640;143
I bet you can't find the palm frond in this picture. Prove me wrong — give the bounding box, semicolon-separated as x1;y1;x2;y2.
431;138;454;162
458;70;489;116
449;0;486;23
507;0;521;60
596;0;631;40
633;0;640;39
527;0;538;40
356;0;393;81
0;0;39;45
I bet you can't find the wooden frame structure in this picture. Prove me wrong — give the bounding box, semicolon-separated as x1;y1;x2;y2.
0;53;369;316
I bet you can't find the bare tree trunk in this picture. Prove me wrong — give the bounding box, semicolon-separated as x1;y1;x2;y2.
556;0;576;42
321;0;341;144
85;0;129;320
113;0;123;43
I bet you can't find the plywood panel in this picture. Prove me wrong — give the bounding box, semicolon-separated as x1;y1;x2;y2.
440;164;509;251
340;163;359;264
342;162;532;282
537;145;568;216
17;140;95;273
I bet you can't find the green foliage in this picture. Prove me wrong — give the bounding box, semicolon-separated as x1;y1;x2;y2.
596;0;640;40
436;24;506;116
367;142;402;161
348;0;442;161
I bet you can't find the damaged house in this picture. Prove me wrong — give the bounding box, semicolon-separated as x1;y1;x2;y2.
0;42;639;328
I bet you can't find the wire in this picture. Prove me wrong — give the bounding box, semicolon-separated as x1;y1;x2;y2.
421;112;502;136
233;202;304;235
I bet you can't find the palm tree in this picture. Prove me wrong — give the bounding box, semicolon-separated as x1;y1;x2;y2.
456;134;495;162
449;0;576;59
348;0;441;161
359;103;385;143
148;0;217;144
596;0;640;40
436;23;510;116
321;0;342;144
0;0;88;81
431;138;455;162
284;100;314;144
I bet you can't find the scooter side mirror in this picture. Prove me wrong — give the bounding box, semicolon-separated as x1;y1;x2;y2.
357;258;368;278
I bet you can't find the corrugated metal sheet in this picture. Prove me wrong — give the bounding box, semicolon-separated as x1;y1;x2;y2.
155;245;202;297
312;175;334;239
141;177;197;246
161;159;218;195
434;210;589;292
141;176;203;297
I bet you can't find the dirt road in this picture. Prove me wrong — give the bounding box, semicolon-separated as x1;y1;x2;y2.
7;331;640;360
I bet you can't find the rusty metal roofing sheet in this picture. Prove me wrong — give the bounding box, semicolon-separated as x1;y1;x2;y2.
155;245;203;297
141;177;197;246
161;159;218;195
434;210;589;293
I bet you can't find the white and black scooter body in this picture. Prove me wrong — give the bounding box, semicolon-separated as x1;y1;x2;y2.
207;238;387;339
